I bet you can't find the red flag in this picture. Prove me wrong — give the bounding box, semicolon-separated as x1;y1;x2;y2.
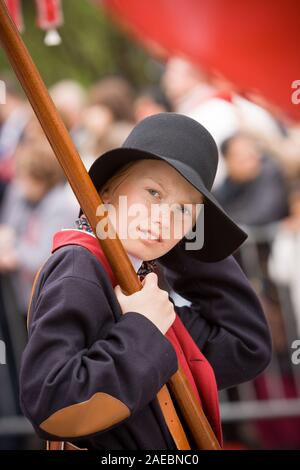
5;0;24;32
102;0;300;121
35;0;63;30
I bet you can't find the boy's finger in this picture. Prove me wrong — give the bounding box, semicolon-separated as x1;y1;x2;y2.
143;272;158;287
114;285;124;298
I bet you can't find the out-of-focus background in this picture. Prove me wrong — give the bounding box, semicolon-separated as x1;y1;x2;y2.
0;0;300;450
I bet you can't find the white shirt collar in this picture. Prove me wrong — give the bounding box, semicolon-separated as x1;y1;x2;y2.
127;252;144;273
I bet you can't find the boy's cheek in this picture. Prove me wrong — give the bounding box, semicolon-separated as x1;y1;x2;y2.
159;236;180;254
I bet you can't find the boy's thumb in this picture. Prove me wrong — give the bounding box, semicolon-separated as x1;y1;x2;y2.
143;272;158;287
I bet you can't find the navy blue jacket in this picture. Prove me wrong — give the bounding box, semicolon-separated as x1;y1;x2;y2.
19;242;271;450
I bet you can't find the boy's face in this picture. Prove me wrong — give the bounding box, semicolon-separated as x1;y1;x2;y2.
16;173;48;204
100;159;203;261
289;191;300;218
225;136;261;182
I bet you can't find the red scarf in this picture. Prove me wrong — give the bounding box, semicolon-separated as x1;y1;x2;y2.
52;229;222;445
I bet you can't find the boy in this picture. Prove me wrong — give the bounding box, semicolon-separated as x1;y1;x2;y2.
20;113;271;449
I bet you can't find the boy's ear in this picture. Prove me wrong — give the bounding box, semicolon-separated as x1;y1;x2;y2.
101;187;110;204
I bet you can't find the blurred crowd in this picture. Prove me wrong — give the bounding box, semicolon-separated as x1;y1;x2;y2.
0;57;300;449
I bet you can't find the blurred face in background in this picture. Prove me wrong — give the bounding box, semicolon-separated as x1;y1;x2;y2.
134;96;167;122
224;136;262;183
50;80;87;131
161;57;207;106
16;173;49;204
289;190;300;218
14;141;65;204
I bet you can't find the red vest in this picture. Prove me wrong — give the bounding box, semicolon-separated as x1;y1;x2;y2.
52;229;223;445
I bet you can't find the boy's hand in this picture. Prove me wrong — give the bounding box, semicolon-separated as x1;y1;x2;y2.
114;272;176;335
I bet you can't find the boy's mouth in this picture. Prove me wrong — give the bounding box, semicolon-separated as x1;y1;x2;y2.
138;227;162;242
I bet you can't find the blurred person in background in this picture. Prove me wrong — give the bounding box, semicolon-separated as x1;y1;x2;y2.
259;180;300;450
75;104;113;168
49;80;87;134
0;79;87;450
213;133;289;227
259;122;300;182
161;57;284;188
134;85;173;122
0;77;30;191
92;120;134;158
21;113;46;145
213;133;300;449
0;138;76;314
89;75;136;123
20;112;81;216
268;181;300;336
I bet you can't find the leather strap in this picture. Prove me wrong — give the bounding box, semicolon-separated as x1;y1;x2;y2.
157;386;190;450
46;441;87;451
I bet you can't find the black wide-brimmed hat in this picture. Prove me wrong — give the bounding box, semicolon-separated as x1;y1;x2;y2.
79;113;247;262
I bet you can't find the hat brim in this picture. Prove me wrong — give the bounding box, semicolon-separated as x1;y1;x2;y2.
79;147;247;262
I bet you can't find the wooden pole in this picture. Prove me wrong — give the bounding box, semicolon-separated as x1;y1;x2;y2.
0;0;220;450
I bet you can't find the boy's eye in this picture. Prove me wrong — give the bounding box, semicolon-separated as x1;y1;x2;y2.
147;188;160;198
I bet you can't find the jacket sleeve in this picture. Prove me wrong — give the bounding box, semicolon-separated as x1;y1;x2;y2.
158;249;272;390
20;262;178;441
